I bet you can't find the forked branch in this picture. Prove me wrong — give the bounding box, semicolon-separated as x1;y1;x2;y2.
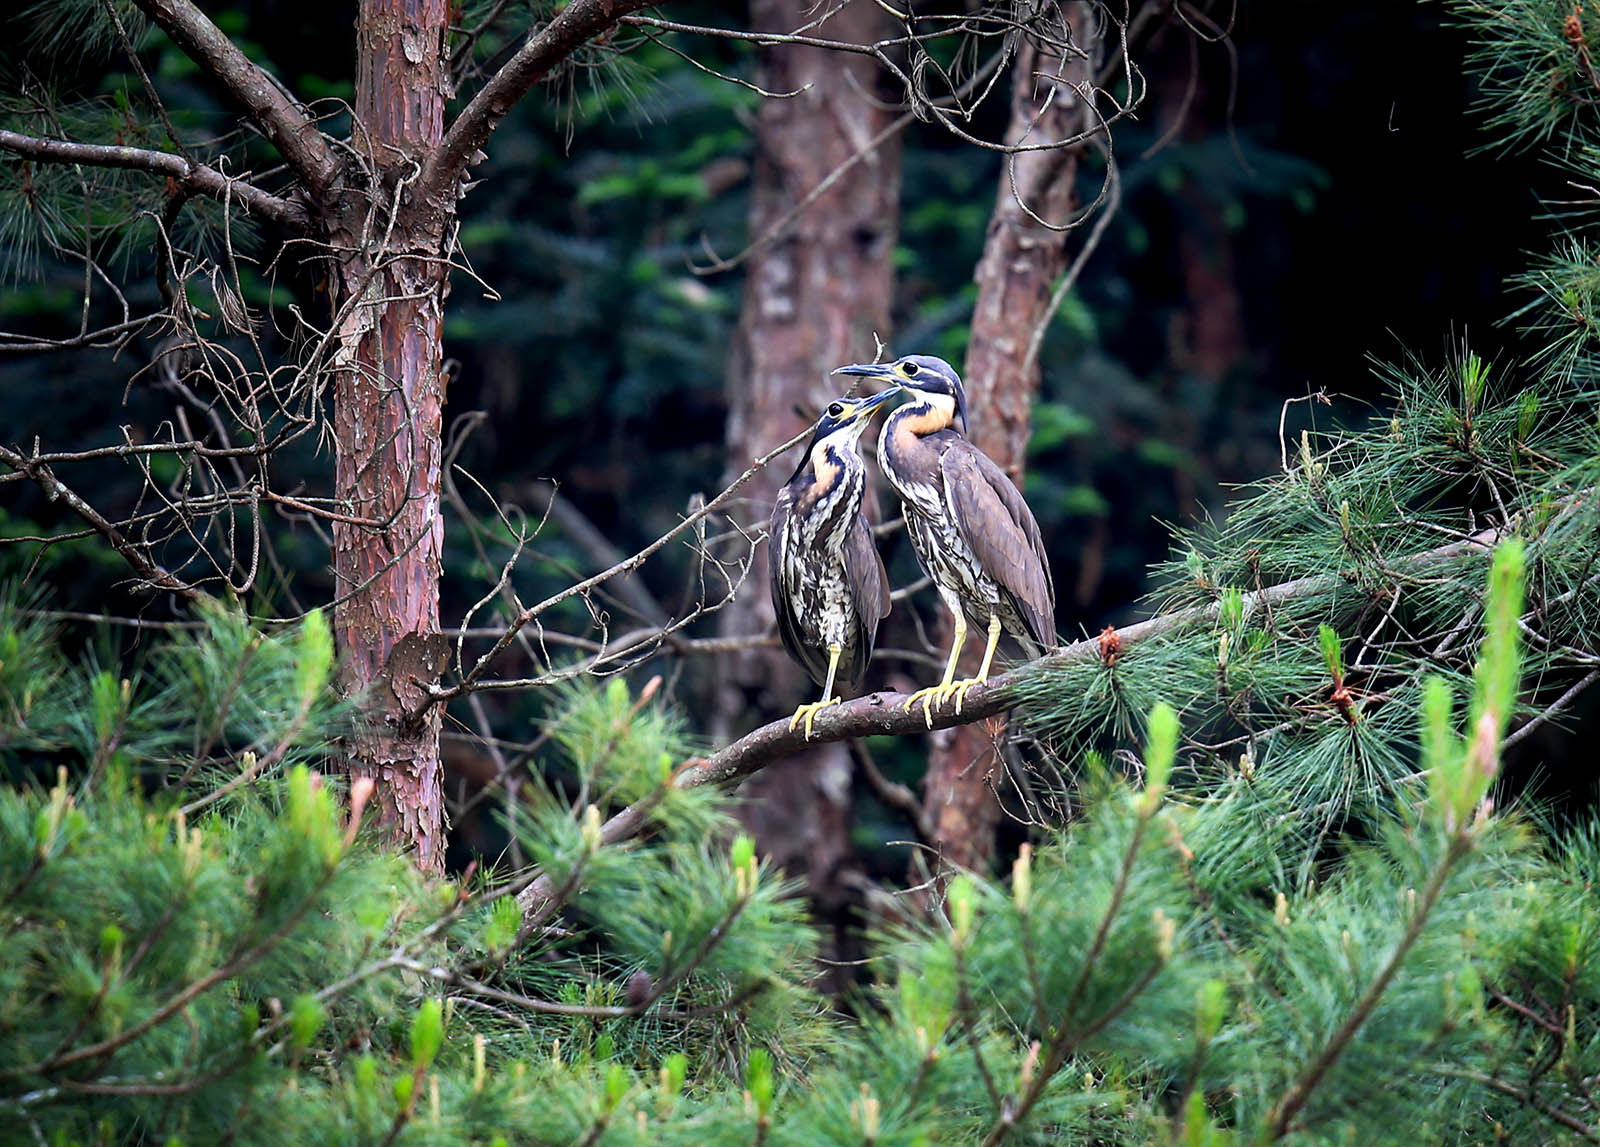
132;0;339;192
418;0;658;207
0;130;309;231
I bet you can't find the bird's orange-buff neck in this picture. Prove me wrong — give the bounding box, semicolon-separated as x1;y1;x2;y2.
884;393;957;452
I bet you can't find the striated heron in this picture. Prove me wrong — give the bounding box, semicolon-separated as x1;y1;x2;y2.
769;387;900;738
833;354;1055;725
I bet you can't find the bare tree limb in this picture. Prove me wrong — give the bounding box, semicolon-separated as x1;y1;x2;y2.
514;516;1523;917
0;444;199;600
132;0;339;193
418;0;657;208
524;482;669;626
425;423;813;711
0;130;310;232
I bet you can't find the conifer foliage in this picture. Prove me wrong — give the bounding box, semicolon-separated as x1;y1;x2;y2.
6;541;1600;1144
5;2;1600;1145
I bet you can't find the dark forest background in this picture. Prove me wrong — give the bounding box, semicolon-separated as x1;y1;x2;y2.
2;1;1585;875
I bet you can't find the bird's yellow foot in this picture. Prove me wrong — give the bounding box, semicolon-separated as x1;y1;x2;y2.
789;697;841;739
904;681;961;727
948;675;987;716
904;676;989;726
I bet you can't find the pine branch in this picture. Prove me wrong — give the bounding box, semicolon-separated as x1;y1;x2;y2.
13;861;342;1078
980;785;1163;1147
131;0;338;193
1435;1067;1600;1143
416;0;657;208
0;129;309;232
514;514;1533;918
1263;833;1471;1139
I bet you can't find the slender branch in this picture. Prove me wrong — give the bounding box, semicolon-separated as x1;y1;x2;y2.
418;0;657;207
0;130;309;232
1263;835;1470;1139
1502;669;1600;750
514;515;1527;918
428;423;813;711
1433;1066;1600;1142
980;792;1162;1147
131;0;338;192
524;482;669;626
0;443;198;601
11;860;342;1078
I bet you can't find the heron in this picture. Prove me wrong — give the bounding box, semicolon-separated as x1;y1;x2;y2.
769;387;900;738
833;354;1055;725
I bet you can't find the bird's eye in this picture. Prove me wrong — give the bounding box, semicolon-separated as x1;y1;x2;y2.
827;402;844;417
902;361;920;377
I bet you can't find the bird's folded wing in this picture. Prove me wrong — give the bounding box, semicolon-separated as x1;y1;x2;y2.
842;511;892;686
768;489;828;686
941;446;1056;646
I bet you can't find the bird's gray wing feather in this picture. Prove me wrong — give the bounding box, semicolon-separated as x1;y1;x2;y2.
940;444;1056;649
769;488;830;686
840;510;892;688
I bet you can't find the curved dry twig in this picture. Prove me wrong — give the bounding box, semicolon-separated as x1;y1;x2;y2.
0;130;308;231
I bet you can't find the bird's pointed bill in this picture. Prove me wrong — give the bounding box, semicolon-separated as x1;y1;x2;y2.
832;362;896;382
844;384;902;417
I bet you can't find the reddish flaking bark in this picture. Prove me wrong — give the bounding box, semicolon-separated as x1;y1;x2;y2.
331;0;452;871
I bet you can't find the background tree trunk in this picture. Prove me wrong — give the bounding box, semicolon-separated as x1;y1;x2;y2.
919;3;1103;875
329;0;452;871
715;0;902;960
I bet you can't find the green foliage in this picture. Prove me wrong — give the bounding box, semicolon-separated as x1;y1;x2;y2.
1448;0;1600;153
5;0;1600;1142
5;572;1600;1143
1011;346;1599;886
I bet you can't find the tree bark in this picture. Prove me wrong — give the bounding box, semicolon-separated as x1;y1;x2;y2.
716;0;902;941
920;2;1103;875
25;0;682;874
328;0;453;872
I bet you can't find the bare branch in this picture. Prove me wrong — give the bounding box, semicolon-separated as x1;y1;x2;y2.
419;0;657;208
0;130;309;232
132;0;338;192
426;423;813;710
524;482;669;626
619;12;883;54
0;443;198;600
514;514;1529;917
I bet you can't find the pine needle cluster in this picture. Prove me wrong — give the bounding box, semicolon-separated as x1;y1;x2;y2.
9;548;1600;1143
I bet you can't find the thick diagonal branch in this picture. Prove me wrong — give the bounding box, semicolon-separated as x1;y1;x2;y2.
133;0;338;192
514;517;1515;917
0;130;309;232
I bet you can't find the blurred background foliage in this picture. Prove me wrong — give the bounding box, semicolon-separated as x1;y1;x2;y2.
0;0;1583;871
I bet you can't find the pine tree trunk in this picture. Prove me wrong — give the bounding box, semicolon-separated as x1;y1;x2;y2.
716;0;901;946
328;0;453;871
919;4;1102;875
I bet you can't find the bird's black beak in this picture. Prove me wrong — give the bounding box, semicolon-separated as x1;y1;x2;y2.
848;385;902;418
832;362;896;383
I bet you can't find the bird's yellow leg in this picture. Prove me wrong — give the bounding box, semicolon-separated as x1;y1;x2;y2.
906;613;967;727
950;613;1003;715
790;644;843;739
